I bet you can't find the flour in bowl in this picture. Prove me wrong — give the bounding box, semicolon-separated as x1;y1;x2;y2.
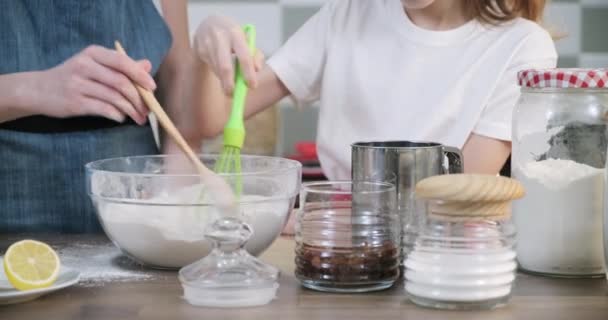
97;184;292;268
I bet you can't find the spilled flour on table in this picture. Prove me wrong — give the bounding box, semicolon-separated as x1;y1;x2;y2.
57;242;158;287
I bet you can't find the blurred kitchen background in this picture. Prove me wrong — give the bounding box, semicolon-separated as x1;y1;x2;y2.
158;0;608;158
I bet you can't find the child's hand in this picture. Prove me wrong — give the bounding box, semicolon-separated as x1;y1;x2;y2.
194;15;264;95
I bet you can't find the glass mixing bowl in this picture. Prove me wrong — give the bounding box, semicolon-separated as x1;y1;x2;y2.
85;154;301;269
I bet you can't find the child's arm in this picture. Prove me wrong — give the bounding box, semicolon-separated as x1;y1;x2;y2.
193;1;336;138
191;59;289;139
467;29;556;174
192;15;290;139
462;134;511;174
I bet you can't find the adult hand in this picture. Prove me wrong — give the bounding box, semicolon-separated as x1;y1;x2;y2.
33;45;156;124
194;15;264;95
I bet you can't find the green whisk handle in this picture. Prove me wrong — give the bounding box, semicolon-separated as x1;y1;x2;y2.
224;24;256;149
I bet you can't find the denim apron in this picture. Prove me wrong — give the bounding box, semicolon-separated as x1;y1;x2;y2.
0;0;172;233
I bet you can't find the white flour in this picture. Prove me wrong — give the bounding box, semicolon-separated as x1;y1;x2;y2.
57;242;155;287
513;159;605;275
98;184;291;268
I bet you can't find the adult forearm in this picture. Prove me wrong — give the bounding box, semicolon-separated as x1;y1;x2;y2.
0;72;39;123
156;54;203;153
192;57;231;139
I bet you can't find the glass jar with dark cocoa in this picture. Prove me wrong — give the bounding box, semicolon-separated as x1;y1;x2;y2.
295;181;400;292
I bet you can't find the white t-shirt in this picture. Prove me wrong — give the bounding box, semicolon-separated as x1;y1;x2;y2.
267;0;557;180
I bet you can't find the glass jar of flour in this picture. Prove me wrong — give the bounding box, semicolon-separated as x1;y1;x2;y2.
512;69;608;277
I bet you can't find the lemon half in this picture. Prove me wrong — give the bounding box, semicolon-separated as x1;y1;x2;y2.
3;240;60;291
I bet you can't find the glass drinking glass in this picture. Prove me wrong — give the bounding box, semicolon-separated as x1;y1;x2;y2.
295;181;400;292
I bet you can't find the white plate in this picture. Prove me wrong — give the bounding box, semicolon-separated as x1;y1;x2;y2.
0;257;80;306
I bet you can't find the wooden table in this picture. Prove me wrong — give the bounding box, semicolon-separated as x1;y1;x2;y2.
1;235;607;320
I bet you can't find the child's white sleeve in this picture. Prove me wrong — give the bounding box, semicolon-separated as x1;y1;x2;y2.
267;1;339;105
473;30;557;141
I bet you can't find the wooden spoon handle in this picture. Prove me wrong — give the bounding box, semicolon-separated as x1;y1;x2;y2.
114;41;211;176
114;41;236;208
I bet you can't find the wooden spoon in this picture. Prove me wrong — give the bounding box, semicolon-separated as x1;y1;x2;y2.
114;41;236;208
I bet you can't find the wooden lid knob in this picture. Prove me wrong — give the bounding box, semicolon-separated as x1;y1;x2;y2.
415;174;525;202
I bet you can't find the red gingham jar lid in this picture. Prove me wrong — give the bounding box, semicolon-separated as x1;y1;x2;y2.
518;68;608;89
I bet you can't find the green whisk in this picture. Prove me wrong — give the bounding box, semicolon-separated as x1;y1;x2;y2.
214;24;257;196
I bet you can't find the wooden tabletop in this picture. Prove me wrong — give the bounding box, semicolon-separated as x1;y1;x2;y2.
1;234;608;320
